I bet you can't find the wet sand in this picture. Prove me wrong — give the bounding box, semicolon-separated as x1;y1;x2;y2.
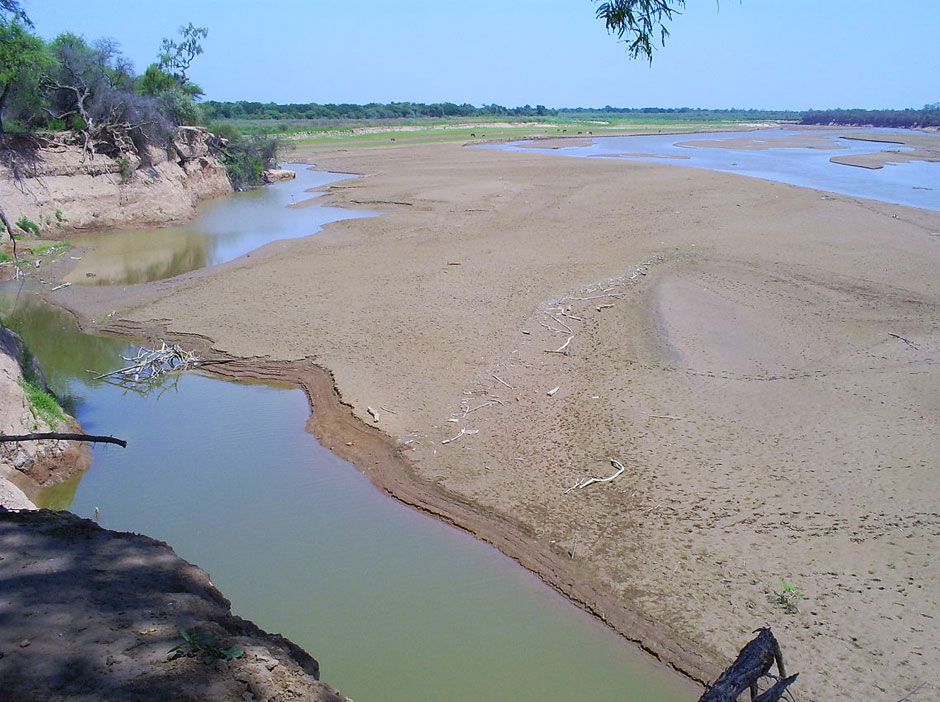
61;142;940;701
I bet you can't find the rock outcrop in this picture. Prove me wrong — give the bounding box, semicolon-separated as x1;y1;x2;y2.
0;508;349;702
262;168;296;183
0;126;232;237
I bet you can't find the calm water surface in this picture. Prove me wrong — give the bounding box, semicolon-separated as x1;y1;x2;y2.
502;128;940;211
64;165;376;285
0;291;692;702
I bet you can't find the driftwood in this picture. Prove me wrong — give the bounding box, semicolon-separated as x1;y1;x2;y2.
889;332;919;349
699;627;797;702
492;374;514;390
441;427;478;445
545;335;574;355
565;458;626;493
94;342;200;386
0;432;127;448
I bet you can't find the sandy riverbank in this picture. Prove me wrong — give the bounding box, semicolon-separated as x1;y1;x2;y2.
59;141;940;701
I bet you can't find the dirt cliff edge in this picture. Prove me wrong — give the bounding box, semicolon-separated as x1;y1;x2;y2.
0;508;349;702
0;126;232;237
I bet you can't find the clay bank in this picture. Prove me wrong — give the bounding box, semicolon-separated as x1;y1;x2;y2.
0;126;232;238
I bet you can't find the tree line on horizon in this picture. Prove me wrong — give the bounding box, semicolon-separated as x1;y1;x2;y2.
801;106;940;129
201;101;800;123
201;100;939;130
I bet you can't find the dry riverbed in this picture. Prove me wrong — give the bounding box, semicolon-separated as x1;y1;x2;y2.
59;140;940;701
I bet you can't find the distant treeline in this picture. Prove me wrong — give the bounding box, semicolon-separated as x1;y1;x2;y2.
801;105;940;128
200;101;798;123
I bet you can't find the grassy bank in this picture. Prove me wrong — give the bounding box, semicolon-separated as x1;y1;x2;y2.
219;114;790;151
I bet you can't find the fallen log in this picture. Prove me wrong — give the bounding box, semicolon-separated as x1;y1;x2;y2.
0;432;127;448
699;627;794;702
752;674;799;702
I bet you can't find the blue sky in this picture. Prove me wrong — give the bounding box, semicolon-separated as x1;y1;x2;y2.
23;0;940;110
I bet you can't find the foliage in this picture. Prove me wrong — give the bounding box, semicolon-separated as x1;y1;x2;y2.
0;20;50;132
202;100;800;126
158;23;207;88
773;579;805;613
205;121;242;142
0;17;206;146
156;85;201;127
117;156;133;183
802;107;940;129
219;134;281;190
168;629;243;664
594;0;685;61
0;0;30;26
15;216;39;236
136;63;179;97
20;379;65;428
43;33;145;133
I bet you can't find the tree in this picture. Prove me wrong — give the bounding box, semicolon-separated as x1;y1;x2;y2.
136;63;178;97
41;33;172;152
0;0;31;26
42;33;159;132
158;23;207;87
0;22;49;132
594;0;686;61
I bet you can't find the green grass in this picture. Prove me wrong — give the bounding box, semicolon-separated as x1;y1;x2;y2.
33;240;72;255
20;379;65;429
215;111;792;148
0;252;11;263
277;117;761;152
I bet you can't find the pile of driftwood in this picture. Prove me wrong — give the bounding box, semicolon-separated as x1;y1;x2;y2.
94;342;201;387
699;628;798;702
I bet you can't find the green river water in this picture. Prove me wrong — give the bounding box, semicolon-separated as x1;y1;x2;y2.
0;170;694;701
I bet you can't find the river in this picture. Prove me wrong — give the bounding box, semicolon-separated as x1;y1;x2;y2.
500;127;940;211
0;162;693;701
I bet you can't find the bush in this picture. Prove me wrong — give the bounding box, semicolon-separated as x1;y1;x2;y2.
117;156;134;183
15;217;40;236
222;134;281;190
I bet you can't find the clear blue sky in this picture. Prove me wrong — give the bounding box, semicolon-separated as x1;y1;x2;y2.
23;0;940;110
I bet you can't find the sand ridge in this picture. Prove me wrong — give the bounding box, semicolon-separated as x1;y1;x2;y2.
61;141;940;701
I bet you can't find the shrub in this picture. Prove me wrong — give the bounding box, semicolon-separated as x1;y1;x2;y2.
117;156;134;184
15;217;40;236
222;134;281;190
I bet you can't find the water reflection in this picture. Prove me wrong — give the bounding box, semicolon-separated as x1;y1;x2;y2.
64;165;377;285
0;287;131;407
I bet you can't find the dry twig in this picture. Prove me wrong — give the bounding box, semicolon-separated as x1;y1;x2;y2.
565;458;626;493
545;336;574;355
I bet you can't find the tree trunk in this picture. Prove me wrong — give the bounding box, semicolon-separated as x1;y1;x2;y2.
0;81;9;133
0;433;127;448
